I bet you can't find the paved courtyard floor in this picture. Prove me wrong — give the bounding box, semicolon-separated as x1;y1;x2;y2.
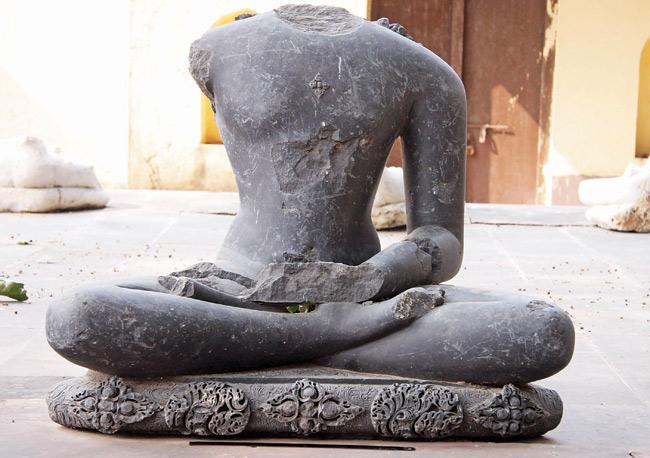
1;190;649;457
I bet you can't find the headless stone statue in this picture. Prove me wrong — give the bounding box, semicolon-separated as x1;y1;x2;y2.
45;5;574;440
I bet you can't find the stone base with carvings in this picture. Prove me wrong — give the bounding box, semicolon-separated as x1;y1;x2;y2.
46;366;563;440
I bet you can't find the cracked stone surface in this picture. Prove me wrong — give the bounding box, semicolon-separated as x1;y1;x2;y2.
243;261;385;304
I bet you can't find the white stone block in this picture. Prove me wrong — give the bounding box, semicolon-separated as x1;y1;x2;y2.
0;187;109;213
578;160;650;232
0;136;101;189
0;136;108;213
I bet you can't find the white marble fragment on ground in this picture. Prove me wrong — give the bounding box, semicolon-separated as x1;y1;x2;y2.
0;187;109;213
372;167;406;230
584;198;650;233
0;136;108;213
578;161;650;232
0;136;100;188
578;162;650;206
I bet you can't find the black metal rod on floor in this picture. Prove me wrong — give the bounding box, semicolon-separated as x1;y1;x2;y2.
188;440;416;451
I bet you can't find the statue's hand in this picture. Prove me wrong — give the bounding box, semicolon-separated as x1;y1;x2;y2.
242;261;385;304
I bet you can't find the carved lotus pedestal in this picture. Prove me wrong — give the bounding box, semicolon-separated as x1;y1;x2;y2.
47;367;563;440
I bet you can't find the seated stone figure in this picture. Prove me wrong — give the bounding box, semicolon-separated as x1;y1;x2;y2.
46;5;574;439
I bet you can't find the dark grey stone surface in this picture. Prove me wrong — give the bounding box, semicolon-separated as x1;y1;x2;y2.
43;4;575;440
46;367;563;439
188;4;466;280
47;281;572;384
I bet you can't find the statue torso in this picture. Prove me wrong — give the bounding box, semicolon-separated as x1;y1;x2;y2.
195;7;437;273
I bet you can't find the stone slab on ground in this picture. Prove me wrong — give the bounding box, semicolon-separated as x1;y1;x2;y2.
1;190;649;457
466;203;590;226
0;187;109;213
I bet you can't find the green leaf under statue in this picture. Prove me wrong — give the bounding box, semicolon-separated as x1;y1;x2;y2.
0;279;28;301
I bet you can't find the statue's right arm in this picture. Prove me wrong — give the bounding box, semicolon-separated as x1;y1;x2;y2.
362;55;466;297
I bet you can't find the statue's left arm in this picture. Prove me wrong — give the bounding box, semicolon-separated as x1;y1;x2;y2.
364;61;466;296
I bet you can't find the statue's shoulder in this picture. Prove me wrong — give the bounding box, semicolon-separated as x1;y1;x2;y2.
363;19;449;69
187;14;261;99
362;20;462;96
190;11;277;51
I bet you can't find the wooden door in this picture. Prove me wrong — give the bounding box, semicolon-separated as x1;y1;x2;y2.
463;0;549;203
369;0;553;203
370;0;465;167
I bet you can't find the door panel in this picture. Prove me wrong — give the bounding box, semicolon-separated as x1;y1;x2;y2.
370;0;464;167
463;0;546;203
369;0;550;203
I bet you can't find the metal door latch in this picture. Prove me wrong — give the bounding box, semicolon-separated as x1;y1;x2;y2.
468;124;511;143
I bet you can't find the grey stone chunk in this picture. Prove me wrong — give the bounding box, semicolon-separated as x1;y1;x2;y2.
374;17;414;41
188;40;212;101
169;261;255;288
158;275;277;312
243;261;385;304
274;4;362;34
389;286;445;320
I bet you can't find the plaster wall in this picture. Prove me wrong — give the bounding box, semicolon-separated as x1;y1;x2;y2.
0;0;129;188
547;0;650;186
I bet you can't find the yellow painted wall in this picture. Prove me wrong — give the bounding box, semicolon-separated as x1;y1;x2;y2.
636;39;650;157
547;0;650;179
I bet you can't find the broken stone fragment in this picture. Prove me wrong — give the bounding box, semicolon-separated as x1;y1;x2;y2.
168;261;255;288
158;275;277;311
0;136;108;213
0;136;101;188
390;286;445;320
243;261;385;304
579;160;650;232
584;197;650;233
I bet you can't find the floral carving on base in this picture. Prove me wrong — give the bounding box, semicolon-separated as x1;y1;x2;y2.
164;382;250;435
370;383;464;438
472;384;545;436
48;376;159;434
260;379;363;435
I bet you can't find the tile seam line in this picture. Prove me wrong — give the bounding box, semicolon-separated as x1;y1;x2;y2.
110;216;178;271
558;227;646;293
483;225;530;283
586;338;650;408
